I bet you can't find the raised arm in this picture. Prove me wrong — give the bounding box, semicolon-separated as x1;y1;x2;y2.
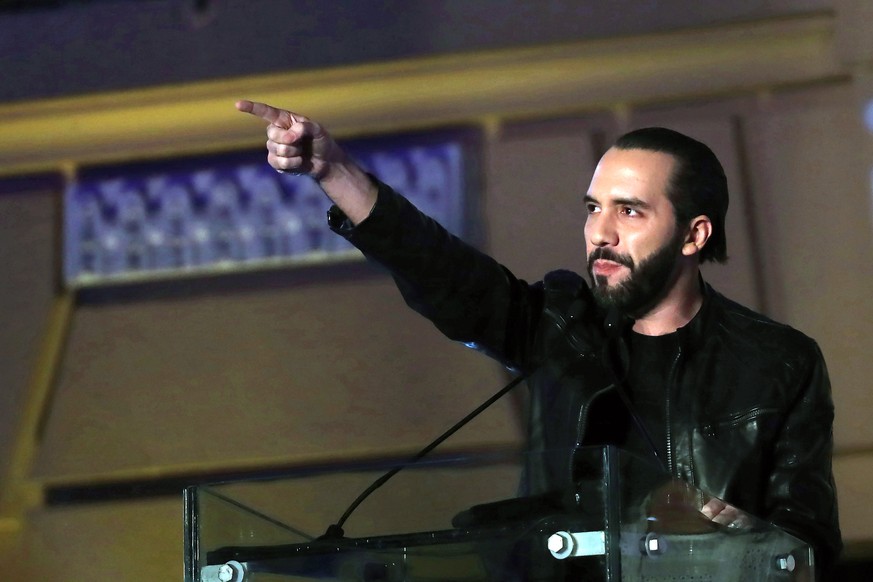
235;100;377;225
235;100;551;370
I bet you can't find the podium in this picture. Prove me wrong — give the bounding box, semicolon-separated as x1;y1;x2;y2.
184;446;814;581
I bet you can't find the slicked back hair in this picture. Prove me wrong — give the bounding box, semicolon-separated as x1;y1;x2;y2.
613;127;729;263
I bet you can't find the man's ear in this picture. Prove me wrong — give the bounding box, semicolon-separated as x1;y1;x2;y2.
682;215;712;257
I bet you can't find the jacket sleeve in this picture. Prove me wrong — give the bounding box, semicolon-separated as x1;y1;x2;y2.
765;340;842;574
328;177;544;372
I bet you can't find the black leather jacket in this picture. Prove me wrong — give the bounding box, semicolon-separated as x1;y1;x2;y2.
329;179;842;571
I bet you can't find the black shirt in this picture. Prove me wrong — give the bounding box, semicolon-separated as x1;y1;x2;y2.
582;330;676;473
624;330;678;466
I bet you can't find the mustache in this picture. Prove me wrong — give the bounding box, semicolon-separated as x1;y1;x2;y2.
588;247;634;270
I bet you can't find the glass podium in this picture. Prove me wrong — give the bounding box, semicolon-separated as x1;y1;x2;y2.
184;446;814;581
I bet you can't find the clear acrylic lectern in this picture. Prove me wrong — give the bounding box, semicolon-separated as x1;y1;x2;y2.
184;446;814;581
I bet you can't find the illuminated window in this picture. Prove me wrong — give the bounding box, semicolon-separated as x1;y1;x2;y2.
64;131;474;287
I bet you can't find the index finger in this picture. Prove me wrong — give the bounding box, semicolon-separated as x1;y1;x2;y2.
235;100;297;127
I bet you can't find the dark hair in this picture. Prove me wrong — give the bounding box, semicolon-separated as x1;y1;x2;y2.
613;127;729;263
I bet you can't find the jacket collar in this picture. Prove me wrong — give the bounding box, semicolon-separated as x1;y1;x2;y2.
673;274;720;355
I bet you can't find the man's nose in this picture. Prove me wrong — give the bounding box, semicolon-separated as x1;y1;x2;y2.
587;213;619;247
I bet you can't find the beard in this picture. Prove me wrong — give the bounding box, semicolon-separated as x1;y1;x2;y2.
587;230;685;317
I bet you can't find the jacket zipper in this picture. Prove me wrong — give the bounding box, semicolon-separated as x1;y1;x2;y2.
702;407;780;437
665;343;682;477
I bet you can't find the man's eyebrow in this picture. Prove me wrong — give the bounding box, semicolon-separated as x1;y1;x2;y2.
584;193;652;209
615;196;652;209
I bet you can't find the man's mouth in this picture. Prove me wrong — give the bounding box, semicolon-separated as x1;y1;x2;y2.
592;259;628;278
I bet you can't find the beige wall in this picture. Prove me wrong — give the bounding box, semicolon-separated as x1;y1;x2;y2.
34;278;519;480
2;11;873;580
0;189;58;475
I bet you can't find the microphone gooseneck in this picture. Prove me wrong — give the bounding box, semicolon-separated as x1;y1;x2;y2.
321;371;530;540
322;306;667;540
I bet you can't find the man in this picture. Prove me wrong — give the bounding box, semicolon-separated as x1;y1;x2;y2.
236;100;841;574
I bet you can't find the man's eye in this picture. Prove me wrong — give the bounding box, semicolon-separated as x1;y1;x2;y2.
586;203;600;214
621;207;639;217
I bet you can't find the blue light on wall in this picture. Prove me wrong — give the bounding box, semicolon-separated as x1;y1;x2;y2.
867;98;873;236
64;133;469;288
864;98;873;133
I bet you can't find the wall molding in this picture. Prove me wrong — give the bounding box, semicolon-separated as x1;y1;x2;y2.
0;12;846;177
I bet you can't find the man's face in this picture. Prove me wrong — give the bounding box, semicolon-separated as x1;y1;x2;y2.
584;147;686;316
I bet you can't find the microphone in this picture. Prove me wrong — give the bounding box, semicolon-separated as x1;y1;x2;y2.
319;371;531;540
